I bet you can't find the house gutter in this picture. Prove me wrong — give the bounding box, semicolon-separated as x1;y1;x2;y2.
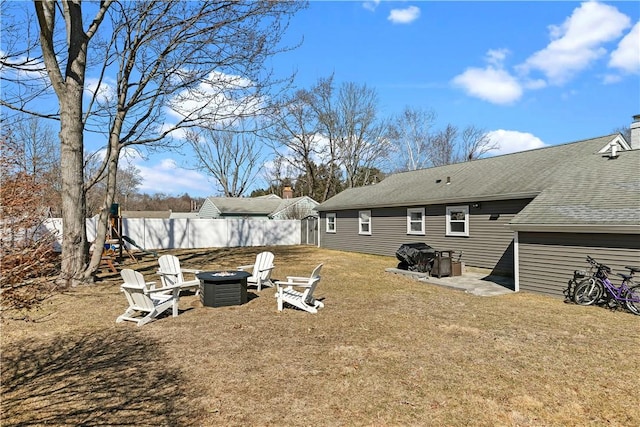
509;224;640;234
316;192;541;212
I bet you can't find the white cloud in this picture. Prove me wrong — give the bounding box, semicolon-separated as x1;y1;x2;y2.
0;51;49;81
451;48;524;104
85;77;116;104
158;122;190;140
453;2;635;104
608;21;640;74
362;0;380;12
521;78;547;90
388;6;420;24
602;73;623;84
136;158;213;196
85;148;212;196
519;1;631;85
486;48;510;66
452;66;523;105
166;71;263;128
485;130;547;156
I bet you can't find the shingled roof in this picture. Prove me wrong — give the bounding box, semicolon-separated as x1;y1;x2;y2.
510;147;640;231
205;197;283;216
203;196;318;218
316;134;640;232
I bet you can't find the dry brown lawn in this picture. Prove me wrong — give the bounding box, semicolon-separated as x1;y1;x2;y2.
2;246;639;426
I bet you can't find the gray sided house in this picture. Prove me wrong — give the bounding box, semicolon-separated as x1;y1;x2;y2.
316;126;640;298
198;195;319;220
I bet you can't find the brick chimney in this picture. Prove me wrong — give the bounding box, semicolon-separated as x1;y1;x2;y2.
631;114;640;150
283;186;293;199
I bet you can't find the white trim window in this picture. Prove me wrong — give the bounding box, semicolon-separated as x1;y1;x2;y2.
446;205;469;237
358;210;372;235
326;213;336;233
407;208;425;235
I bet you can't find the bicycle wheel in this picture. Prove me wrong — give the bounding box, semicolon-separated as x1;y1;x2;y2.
573;278;603;306
624;285;640;315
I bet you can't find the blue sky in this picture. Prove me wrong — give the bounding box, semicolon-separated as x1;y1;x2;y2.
134;0;639;198
4;1;638;198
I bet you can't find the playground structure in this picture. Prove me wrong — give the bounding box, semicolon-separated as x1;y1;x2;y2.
101;204;157;273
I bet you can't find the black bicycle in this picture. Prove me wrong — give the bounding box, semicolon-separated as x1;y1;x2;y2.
571;256;640;315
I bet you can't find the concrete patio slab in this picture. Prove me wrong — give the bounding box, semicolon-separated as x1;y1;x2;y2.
385;267;514;297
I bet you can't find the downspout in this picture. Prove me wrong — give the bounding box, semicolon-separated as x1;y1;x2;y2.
513;231;520;292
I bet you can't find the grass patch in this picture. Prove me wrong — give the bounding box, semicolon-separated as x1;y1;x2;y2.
2;246;639;426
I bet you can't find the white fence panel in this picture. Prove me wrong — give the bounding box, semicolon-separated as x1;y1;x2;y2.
86;217;98;242
44;217;301;250
41;218;64;251
136;219;182;249
227;218;259;247
189;219;228;248
226;219;300;247
120;218;147;249
265;220;300;246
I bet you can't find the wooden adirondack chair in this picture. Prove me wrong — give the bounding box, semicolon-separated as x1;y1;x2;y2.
116;269;182;327
157;254;201;295
236;251;275;291
275;263;324;313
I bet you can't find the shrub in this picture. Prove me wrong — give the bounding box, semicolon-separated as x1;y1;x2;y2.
1;141;60;315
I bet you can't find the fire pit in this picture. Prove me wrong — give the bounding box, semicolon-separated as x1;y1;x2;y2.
196;271;250;307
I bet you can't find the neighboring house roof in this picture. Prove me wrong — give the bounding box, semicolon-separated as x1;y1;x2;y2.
205;197;279;215
121;210;171;219
254;194;282;200
202;195;319;218
271;197;319;218
317;134;620;211
170;212;199;219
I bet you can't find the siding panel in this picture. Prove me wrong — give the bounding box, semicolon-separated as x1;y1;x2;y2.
320;199;530;275
518;232;640;298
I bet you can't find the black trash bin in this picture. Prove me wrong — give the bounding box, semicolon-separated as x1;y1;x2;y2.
395;243;437;273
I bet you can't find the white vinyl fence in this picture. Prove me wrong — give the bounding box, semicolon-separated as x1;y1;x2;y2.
43;218;301;252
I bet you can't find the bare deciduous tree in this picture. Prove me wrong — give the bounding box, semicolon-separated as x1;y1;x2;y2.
2;1;306;286
431;124;496;166
308;76;341;201
187;125;262;197
387;106;437;171
4;115;62;214
116;161;143;211
266;76;388;199
612;125;631;144
430;124;458;167
334;82;389;188
264;88;323;199
10;115;58;176
460;125;498;161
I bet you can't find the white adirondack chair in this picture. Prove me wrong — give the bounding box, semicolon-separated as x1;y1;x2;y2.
236;251;275;291
157;254;201;295
275;263;324;313
116;269;182;327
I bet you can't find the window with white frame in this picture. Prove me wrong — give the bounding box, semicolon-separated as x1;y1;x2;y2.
326;213;336;233
358;210;371;235
407;208;425;235
446;205;469;237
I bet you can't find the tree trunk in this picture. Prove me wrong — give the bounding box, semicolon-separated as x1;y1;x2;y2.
87;133;121;275
58;93;89;287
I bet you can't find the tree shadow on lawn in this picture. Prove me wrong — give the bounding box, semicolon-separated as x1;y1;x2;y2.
1;328;196;426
